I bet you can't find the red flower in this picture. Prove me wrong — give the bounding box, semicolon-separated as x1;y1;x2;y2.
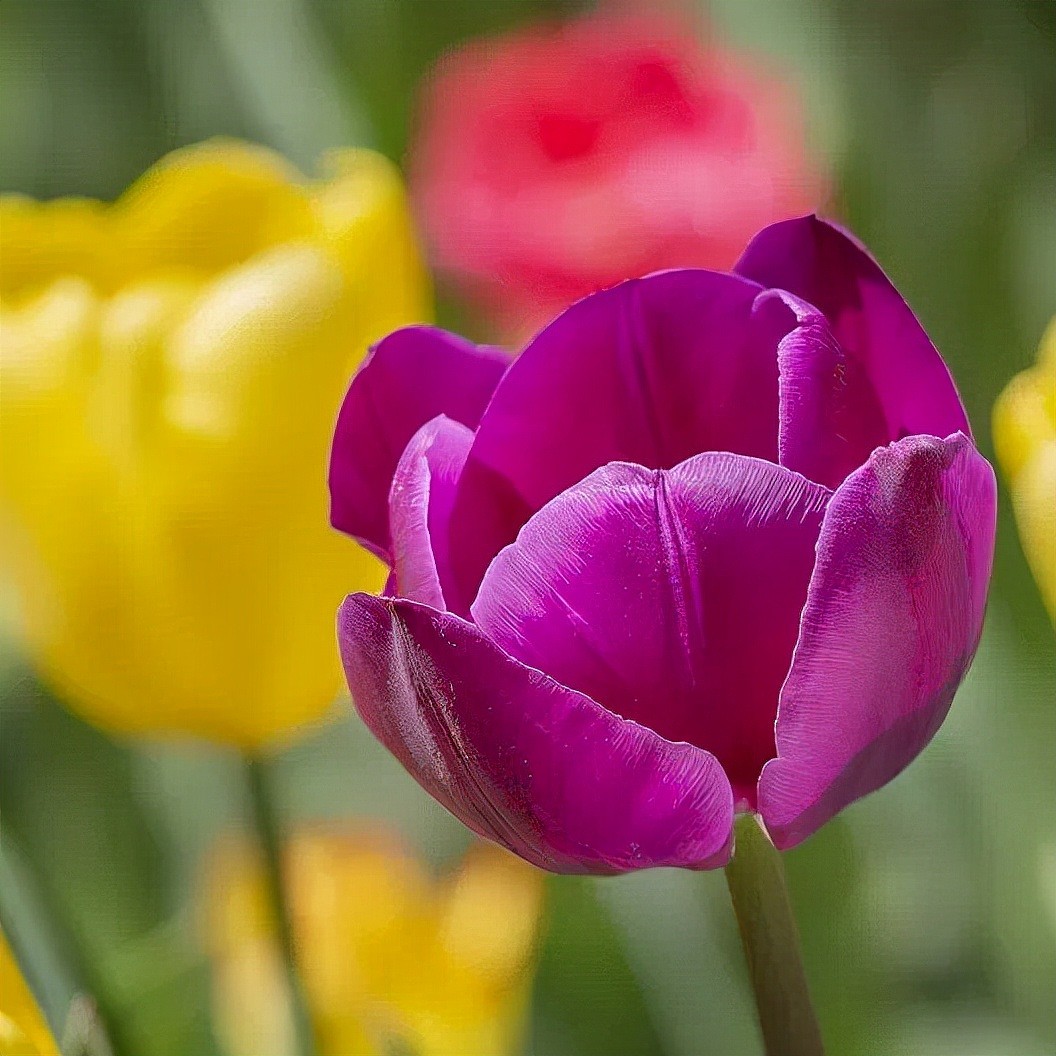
412;12;827;337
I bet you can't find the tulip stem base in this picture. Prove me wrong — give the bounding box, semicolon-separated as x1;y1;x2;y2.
243;753;319;1056
724;813;825;1056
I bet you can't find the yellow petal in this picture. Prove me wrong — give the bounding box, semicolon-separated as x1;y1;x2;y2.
438;846;544;990
0;278;98;402
288;832;428;1054
0;197;112;302
0;280;99;492
113;139;314;283
91;278;201;477
310;150;431;352
994;318;1056;624
0;931;60;1056
1010;439;1056;623
993;366;1056;481
1039;316;1056;372
0;280;109;666
201;832;541;1056
211;939;297;1056
391;848;544;1056
160;243;351;468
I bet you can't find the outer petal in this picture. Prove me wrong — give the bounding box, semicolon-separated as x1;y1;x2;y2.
338;596;735;873
472;456;830;804
736;217;970;457
448;269;791;602
328;326;509;557
389;415;474;610
757;433;997;848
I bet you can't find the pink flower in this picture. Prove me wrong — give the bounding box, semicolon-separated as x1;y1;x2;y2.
329;217;997;874
412;12;826;336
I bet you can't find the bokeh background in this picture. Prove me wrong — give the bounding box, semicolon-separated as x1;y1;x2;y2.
1;0;1054;1054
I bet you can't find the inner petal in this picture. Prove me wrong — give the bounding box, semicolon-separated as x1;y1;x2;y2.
471;454;830;805
448;268;791;606
736;215;970;447
766;290;892;489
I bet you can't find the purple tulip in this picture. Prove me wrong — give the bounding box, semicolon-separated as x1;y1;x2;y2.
329;216;997;874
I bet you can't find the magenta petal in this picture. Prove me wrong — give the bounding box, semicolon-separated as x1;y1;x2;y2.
757;433;997;849
448;269;791;601
389;416;474;610
329;326;509;557
338;596;735;873
764;290;891;488
736;216;970;451
472;455;831;804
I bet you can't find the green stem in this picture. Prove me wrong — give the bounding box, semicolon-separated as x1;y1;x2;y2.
242;753;319;1056
724;814;825;1056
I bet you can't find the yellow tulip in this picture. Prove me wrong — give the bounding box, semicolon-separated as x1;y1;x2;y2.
994;318;1056;623
203;829;545;1056
0;929;59;1056
0;140;430;744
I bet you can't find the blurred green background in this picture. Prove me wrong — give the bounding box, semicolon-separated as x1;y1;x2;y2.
1;0;1054;1054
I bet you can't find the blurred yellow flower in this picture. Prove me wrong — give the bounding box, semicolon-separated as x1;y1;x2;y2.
0;929;59;1056
994;318;1056;622
204;829;544;1056
0;140;429;744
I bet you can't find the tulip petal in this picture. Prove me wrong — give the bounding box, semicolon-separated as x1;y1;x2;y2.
1006;440;1056;623
0;196;112;299
472;455;831;804
329;326;509;557
117;139;312;278
736;216;970;479
449;269;790;602
757;433;997;848
760;289;892;488
390;415;474;610
338;595;735;873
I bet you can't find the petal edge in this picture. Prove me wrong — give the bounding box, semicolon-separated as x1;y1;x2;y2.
329;326;509;557
339;595;735;873
758;433;997;847
736;216;970;446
